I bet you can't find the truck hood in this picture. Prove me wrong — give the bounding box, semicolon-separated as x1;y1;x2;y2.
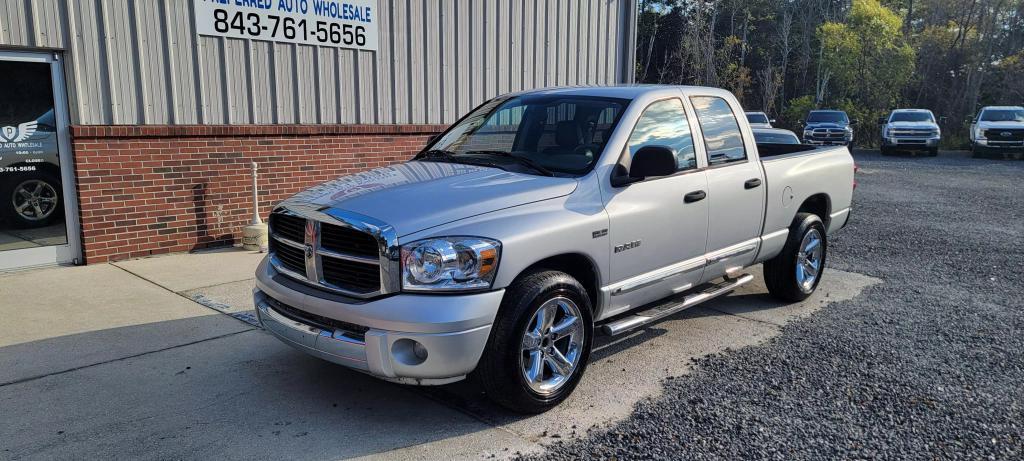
281;161;578;236
804;122;850;130
976;121;1024;130
887;121;938;129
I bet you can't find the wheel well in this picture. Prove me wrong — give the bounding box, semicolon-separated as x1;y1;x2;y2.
797;193;831;227
519;253;600;313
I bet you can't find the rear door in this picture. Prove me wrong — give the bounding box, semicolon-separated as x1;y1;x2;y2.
689;94;765;281
602;97;709;318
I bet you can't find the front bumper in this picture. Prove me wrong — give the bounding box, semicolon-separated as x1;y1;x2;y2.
803;138;851;146
973;140;1023;153
254;257;502;384
882;137;939;150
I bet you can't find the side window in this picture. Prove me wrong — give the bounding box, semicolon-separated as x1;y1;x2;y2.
690;96;747;165
626;99;697;172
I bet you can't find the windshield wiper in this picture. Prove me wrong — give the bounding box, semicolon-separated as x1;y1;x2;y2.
414;149;459;161
464;150;556;177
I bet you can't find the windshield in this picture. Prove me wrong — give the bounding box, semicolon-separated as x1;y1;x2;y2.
890;112;934;123
753;131;800;145
423;95;630;176
980;109;1024;122
746;113;769;124
806;111;849;124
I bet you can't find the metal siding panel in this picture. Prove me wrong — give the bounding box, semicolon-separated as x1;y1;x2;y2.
135;0;171;124
33;0;65;48
295;45;317;123
197;36;226;123
374;2;393;124
317;47;338;123
356;49;376;123
440;0;456;122
407;0;423;123
337;48;357;124
484;0;497;98
606;0;619;84
456;0;471;116
102;0;140;124
424;0;441;124
166;0;198;124
390;0;409;124
496;0;510;95
4;0;627;126
272;43;296;123
0;0;31;46
469;0;484;107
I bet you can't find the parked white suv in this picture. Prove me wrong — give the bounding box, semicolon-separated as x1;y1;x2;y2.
970;106;1024;157
879;109;941;156
254;86;856;413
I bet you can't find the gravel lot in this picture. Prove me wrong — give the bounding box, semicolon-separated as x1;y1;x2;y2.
528;150;1024;460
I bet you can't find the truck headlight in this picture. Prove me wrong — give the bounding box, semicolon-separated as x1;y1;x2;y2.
803;129;813;137
401;237;500;291
975;128;986;140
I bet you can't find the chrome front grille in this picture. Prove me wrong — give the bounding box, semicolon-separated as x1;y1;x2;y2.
268;207;398;298
809;128;846;140
891;128;937;138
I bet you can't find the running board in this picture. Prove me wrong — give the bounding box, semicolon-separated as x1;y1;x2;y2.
600;273;754;336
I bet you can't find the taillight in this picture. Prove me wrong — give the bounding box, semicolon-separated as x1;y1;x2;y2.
853;163;859;190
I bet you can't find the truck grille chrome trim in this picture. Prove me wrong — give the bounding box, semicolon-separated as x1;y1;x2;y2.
268;205;400;299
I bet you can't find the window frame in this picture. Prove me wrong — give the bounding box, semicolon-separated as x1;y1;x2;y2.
689;95;750;168
611;97;705;186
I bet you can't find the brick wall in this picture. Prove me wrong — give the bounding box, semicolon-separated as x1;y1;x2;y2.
70;124;446;263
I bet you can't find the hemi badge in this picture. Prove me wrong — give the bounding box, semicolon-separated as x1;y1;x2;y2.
592;229;608;238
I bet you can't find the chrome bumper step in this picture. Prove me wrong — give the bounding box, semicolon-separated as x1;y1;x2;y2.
600;273;754;336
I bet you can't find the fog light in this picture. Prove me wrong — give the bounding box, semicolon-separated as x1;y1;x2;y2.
391;338;428;366
413;342;428;360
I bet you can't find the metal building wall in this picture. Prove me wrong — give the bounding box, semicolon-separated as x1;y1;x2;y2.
0;0;635;126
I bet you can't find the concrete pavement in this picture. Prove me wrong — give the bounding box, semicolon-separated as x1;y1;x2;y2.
0;247;878;460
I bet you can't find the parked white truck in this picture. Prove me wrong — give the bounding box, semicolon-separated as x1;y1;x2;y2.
969;106;1024;157
879;109;941;156
254;86;856;413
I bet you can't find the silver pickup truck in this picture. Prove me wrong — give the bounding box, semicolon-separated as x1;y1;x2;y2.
254;86;855;413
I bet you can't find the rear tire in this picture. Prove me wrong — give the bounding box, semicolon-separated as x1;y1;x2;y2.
476;270;594;413
764;213;827;302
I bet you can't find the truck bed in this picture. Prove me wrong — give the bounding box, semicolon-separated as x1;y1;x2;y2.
756;143;819;158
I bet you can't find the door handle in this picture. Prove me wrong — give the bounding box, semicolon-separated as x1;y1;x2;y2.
744;178;762;189
684;190;707;203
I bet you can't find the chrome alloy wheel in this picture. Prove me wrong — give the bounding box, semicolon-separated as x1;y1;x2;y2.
519;296;584;395
12;179;59;222
796;228;823;293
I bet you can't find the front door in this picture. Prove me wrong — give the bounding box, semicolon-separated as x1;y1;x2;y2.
0;50;80;271
602;98;709;319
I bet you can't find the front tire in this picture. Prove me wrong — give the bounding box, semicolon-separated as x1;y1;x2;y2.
928;147;939;157
764;213;827;302
477;270;594;413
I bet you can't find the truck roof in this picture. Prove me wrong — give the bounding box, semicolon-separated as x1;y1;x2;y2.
979;105;1024;111
891;108;933;113
509;85;736;100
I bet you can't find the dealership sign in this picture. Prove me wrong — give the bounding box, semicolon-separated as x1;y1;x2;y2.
194;0;378;51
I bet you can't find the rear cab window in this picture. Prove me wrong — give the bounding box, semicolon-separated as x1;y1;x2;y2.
690;96;747;166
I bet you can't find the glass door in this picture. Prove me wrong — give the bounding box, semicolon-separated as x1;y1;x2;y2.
0;50;80;271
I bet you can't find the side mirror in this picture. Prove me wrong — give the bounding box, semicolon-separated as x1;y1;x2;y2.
769;119;777;124
877;117;886;125
850;119;859;126
612;146;676;187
